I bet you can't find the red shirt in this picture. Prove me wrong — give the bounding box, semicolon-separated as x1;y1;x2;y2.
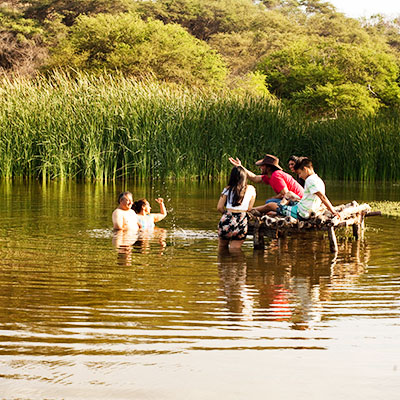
262;170;304;198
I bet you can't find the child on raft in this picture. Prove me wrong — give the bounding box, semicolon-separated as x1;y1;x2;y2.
253;157;339;220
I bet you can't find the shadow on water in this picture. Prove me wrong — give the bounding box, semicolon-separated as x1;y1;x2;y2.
217;235;369;330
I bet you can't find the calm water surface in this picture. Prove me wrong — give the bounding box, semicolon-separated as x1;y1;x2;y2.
0;180;399;399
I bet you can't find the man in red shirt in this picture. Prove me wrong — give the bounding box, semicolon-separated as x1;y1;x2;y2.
229;154;304;205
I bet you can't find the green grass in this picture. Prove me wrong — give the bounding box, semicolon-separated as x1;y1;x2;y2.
0;71;399;181
369;201;400;218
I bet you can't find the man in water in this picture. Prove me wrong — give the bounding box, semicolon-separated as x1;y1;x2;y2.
112;191;141;231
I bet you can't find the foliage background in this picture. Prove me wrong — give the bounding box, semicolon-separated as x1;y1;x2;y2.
1;0;400;180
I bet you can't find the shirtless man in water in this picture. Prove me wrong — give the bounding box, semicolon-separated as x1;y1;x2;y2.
112;191;141;231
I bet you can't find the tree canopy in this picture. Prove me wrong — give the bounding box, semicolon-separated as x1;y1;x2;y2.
1;0;400;117
45;12;227;87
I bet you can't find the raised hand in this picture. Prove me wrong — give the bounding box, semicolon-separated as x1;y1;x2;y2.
228;157;242;167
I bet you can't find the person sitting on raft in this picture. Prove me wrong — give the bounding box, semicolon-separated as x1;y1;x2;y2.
112;191;141;231
229;154;303;208
132;198;167;229
217;166;256;251
254;157;339;219
288;155;305;187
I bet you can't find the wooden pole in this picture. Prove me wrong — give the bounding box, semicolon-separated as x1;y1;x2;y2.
352;223;360;240
252;219;265;250
360;217;365;240
327;226;338;253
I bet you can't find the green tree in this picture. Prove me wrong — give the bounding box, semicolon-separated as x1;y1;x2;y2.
45;12;227;87
20;0;135;25
0;7;46;75
136;0;269;41
230;71;276;98
208;7;302;77
292;82;381;118
363;15;400;54
258;36;400;115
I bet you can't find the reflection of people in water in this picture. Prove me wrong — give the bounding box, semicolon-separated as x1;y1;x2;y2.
218;236;371;330
246;237;369;330
217;249;255;320
112;229;139;265
112;192;141;231
113;227;167;264
132;198;167;229
134;227;167;255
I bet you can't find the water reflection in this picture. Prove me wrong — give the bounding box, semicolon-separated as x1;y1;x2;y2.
113;228;167;265
133;228;167;256
217;249;255;321
0;180;399;399
217;237;370;330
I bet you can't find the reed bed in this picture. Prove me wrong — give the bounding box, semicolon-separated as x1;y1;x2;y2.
0;71;399;181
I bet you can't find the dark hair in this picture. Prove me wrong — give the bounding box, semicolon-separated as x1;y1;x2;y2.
132;198;148;213
294;157;313;171
227;166;247;206
263;164;280;175
118;191;132;204
288;155;299;163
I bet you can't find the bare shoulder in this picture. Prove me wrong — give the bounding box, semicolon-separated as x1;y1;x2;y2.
112;208;123;218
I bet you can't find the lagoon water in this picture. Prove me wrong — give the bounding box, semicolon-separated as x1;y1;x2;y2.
0;180;399;399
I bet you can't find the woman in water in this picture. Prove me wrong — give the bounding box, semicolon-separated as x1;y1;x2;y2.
132;198;167;229
217;166;256;251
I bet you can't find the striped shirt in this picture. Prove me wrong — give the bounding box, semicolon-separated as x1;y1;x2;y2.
297;174;325;218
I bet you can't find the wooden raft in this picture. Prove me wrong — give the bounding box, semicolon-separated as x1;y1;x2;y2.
248;201;381;253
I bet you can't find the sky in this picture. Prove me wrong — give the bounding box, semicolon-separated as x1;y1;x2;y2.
327;0;400;19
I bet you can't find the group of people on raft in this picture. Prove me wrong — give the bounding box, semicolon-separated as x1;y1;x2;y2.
217;154;339;251
111;153;339;252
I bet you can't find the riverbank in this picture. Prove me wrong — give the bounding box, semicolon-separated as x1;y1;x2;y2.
1;72;399;181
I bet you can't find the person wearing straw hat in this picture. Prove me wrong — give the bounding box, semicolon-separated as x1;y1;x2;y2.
229;154;303;209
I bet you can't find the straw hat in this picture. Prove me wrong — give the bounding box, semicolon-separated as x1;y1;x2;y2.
255;154;282;170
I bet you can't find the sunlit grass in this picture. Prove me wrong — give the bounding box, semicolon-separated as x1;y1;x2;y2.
0;71;399;181
369;201;400;218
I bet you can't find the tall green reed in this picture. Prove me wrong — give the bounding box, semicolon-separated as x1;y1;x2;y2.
0;71;399;181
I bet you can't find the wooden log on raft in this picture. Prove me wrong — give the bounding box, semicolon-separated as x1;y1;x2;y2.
337;203;371;219
262;215;277;228
277;218;286;228
256;202;374;230
327;216;361;228
365;211;382;217
284;216;298;227
248;200;381;253
316;215;330;226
